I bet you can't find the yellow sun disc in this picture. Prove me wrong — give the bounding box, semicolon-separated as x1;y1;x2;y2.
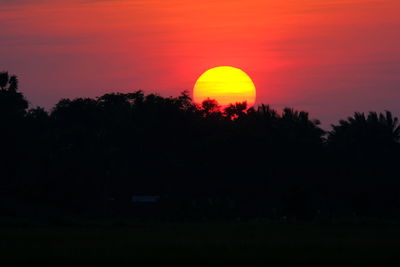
193;66;256;107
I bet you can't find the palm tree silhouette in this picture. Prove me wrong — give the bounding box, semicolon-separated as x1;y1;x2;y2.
329;111;400;147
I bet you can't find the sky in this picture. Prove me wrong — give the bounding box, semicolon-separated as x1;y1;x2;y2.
1;0;399;127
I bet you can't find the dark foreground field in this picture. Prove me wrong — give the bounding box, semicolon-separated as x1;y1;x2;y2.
1;221;400;263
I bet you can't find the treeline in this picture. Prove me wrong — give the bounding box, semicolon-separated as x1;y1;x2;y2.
1;71;400;221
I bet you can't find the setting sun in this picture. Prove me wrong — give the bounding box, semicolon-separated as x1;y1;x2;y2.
193;66;256;107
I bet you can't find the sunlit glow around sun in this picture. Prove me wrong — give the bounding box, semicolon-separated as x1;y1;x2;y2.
193;66;256;107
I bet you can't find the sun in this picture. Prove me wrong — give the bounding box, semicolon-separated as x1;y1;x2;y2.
193;66;256;107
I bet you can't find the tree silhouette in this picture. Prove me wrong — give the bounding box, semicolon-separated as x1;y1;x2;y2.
224;102;247;120
0;72;18;91
200;98;222;119
0;72;28;121
1;71;400;221
328;111;400;217
329;111;400;149
0;72;29;199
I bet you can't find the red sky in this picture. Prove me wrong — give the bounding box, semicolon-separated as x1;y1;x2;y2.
1;0;400;127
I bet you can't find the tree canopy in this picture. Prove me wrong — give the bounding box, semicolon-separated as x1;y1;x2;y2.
1;72;399;221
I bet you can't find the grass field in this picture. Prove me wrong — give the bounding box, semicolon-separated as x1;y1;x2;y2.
1;221;400;262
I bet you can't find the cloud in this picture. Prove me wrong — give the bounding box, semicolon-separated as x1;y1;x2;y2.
0;0;55;6
0;0;138;6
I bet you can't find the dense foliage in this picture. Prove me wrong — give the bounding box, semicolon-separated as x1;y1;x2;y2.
1;72;399;221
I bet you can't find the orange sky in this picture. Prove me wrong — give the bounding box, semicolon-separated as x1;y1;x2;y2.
1;0;400;126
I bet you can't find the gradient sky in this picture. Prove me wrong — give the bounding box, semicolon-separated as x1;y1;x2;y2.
1;0;399;126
